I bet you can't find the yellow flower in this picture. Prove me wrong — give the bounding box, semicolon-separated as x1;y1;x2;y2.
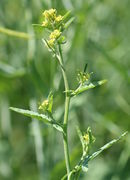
83;74;90;81
42;21;48;27
43;9;57;20
49;29;61;39
48;38;55;47
47;30;61;47
83;134;89;143
48;8;57;15
39;100;49;110
55;15;63;22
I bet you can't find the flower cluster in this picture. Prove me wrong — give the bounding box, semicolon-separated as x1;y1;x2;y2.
43;9;57;23
82;127;96;155
48;29;61;47
42;9;63;27
83;133;89;144
39;99;49;112
77;71;91;85
42;9;65;47
38;92;53;114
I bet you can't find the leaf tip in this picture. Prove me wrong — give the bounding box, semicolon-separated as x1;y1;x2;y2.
9;107;14;110
100;79;108;85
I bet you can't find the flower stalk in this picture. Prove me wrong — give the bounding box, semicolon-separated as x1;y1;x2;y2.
58;44;71;175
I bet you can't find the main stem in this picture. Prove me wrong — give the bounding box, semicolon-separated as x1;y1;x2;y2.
58;44;71;176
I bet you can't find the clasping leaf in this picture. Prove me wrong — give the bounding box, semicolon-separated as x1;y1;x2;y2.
67;131;128;178
66;79;107;97
81;131;128;172
10;107;63;132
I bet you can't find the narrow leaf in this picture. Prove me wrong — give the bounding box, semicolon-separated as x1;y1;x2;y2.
64;17;75;29
88;132;128;161
10;107;52;123
76;126;84;150
62;11;71;22
10;107;63;132
67;79;107;97
82;132;128;171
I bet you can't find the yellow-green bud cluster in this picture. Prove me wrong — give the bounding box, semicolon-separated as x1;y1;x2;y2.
48;29;61;47
83;134;89;144
50;29;61;39
43;9;57;21
42;9;63;28
42;9;64;47
77;72;91;85
38;92;53;113
39;99;49;111
55;15;63;22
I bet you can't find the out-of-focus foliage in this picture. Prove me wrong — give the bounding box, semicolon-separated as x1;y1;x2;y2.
0;0;130;180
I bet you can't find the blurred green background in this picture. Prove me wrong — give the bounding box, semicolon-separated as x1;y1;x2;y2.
0;0;130;180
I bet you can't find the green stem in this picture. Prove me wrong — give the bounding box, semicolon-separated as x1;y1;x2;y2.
58;44;71;176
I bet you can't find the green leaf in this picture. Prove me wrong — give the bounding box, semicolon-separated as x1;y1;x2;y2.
82;131;128;171
10;107;63;132
64;17;75;29
56;11;73;30
69;131;127;176
87;127;96;145
76;126;84;151
62;11;71;22
66;79;107;97
10;107;52;123
48;92;53;113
